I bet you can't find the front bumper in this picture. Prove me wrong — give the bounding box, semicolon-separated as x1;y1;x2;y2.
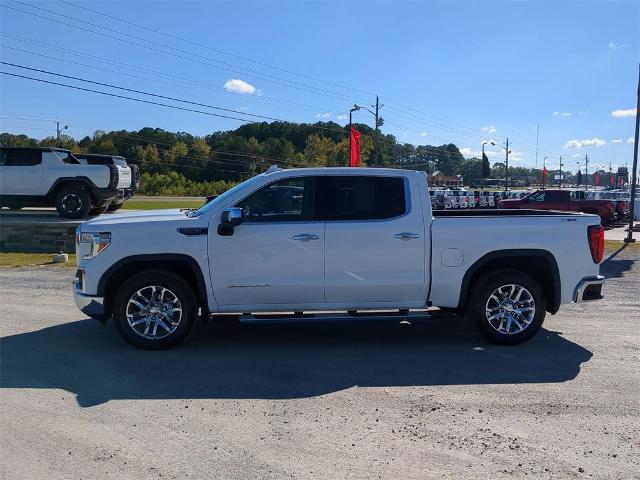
74;278;108;321
573;275;605;303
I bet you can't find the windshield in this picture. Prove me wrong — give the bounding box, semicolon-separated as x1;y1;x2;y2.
188;174;265;217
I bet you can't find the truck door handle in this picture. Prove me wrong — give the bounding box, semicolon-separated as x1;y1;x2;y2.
394;232;420;240
292;233;319;242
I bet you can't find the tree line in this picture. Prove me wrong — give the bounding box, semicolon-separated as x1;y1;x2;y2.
0;121;548;187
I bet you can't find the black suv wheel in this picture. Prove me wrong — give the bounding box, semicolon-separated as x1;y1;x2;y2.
55;186;92;219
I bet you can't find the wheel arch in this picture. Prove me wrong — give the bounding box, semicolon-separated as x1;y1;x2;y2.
98;254;209;318
458;249;561;314
47;177;98;201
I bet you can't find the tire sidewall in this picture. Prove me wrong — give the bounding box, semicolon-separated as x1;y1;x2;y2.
113;271;197;350
469;270;546;345
55;187;92;219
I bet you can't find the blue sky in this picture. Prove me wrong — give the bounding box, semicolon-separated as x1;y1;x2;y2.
1;0;638;173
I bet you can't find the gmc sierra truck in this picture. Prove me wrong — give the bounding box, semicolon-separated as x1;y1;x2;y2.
73;167;605;349
0;147;133;218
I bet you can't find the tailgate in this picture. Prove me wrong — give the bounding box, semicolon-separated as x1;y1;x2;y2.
116;166;132;189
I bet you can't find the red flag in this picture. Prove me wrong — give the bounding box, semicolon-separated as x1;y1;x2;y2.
593;173;601;186
542;167;548;187
610;173;615;187
349;127;361;167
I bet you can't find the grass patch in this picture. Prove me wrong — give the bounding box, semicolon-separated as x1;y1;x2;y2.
604;239;640;256
0;252;77;267
122;198;205;210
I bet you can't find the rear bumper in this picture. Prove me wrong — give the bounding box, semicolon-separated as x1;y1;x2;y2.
73;278;108;321
573;275;605;303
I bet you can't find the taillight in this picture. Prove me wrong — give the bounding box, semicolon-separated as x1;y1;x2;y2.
587;225;604;263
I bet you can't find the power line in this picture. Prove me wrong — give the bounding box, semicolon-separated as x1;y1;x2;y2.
5;1;370;104
0;36;343;114
57;0;376;100
1;61;284;122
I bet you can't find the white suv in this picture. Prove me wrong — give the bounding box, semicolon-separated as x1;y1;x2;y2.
0;147;133;218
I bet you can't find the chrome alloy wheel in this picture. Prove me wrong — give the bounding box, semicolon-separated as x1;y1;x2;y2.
485;284;536;335
126;286;183;340
62;193;82;213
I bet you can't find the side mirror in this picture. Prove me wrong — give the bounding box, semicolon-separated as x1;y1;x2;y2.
218;207;245;236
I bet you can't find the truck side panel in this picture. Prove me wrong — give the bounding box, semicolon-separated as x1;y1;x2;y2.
429;214;601;309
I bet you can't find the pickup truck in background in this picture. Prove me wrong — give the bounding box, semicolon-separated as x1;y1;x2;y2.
73;167;605;350
74;153;140;212
0;147;132;218
498;189;616;225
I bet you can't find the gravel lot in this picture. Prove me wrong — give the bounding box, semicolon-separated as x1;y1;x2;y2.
1;246;638;480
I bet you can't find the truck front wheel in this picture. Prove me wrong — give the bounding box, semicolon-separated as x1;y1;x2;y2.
55;186;92;219
113;271;197;350
468;269;546;345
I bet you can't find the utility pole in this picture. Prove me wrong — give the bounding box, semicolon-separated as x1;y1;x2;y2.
372;96;383;167
624;63;639;243
56;119;68;147
535;124;539;169
542;156;548;189
585;153;589;190
504;137;509;190
559;155;563;189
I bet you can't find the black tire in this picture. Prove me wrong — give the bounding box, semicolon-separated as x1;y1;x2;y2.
107;202;124;212
54;186;92;219
468;269;546;345
113;271;197;350
90;205;110;216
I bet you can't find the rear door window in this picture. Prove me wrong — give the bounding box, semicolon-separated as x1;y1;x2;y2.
318;176;407;221
2;149;42;166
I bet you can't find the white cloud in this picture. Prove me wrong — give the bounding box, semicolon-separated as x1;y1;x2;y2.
611;138;623;144
553;111;572;117
460;148;501;159
420;132;427;137
336;114;347;120
608;41;628;50
481;125;497;134
611;108;637;118
628;137;635;144
315;112;332;118
223;79;256;94
564;138;607;149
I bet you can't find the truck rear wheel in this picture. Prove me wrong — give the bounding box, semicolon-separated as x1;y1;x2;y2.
55;186;92;219
113;271;197;350
468;269;546;345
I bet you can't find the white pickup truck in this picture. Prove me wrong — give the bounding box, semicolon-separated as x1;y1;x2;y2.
73;167;605;349
0;147;133;218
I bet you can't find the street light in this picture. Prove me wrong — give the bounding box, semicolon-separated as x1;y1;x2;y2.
481;140;495;191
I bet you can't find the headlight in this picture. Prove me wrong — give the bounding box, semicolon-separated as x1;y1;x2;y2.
76;232;111;260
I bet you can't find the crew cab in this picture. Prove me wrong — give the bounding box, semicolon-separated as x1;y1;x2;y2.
0;147;132;218
74;153;140;212
73;167;605;350
498;189;615;225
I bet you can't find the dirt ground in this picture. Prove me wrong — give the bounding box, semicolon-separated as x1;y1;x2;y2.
1;244;638;479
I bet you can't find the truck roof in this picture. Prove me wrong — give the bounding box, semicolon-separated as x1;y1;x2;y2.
0;146;71;153
263;166;424;176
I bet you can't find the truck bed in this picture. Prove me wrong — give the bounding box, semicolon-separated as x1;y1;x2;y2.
433;209;586;217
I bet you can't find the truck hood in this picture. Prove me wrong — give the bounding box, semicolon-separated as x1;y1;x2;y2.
82;208;193;227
